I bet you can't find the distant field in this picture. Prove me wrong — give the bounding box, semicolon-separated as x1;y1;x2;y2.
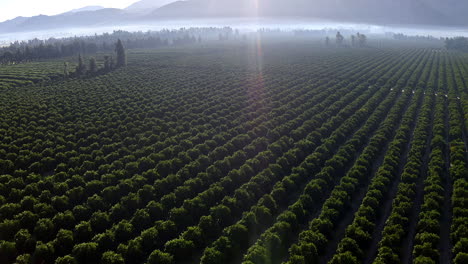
0;42;467;264
0;60;69;89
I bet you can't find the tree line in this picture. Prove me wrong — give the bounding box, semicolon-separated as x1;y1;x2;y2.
65;39;126;79
0;27;235;65
325;32;367;48
445;37;468;52
1;36;146;65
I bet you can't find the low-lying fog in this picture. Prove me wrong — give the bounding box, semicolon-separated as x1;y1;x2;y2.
2;18;468;45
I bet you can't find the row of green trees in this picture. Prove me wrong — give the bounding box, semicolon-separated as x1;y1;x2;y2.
180;47;432;262
0;47;422;264
198;72;399;263
113;49;396;263
237;47;429;264
330;45;440;263
236;48;426;264
1;49;266;263
107;48;414;258
446;53;468;264
197;49;428;263
372;53;436;264
288;50;434;264
249;87;407;264
0;45;382;263
410;57;448;263
330;90;422;264
87;58;353;260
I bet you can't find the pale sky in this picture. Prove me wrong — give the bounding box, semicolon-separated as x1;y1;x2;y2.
0;0;139;22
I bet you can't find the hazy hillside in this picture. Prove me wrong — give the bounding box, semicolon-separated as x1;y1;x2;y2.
0;8;129;33
126;0;177;13
150;0;466;25
67;6;105;14
0;0;467;33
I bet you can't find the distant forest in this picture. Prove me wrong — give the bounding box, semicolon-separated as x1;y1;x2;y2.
392;33;442;42
0;27;236;64
392;35;468;53
445;37;468;52
3;29;468;65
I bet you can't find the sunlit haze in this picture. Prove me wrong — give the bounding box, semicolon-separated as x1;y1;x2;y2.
0;0;138;22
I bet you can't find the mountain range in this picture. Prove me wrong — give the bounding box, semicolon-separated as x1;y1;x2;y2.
66;6;105;14
1;0;467;34
126;0;178;14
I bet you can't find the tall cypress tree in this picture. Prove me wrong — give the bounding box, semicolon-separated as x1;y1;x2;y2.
336;31;344;46
104;56;111;71
89;57;97;74
115;39;126;68
63;62;69;79
76;54;86;76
